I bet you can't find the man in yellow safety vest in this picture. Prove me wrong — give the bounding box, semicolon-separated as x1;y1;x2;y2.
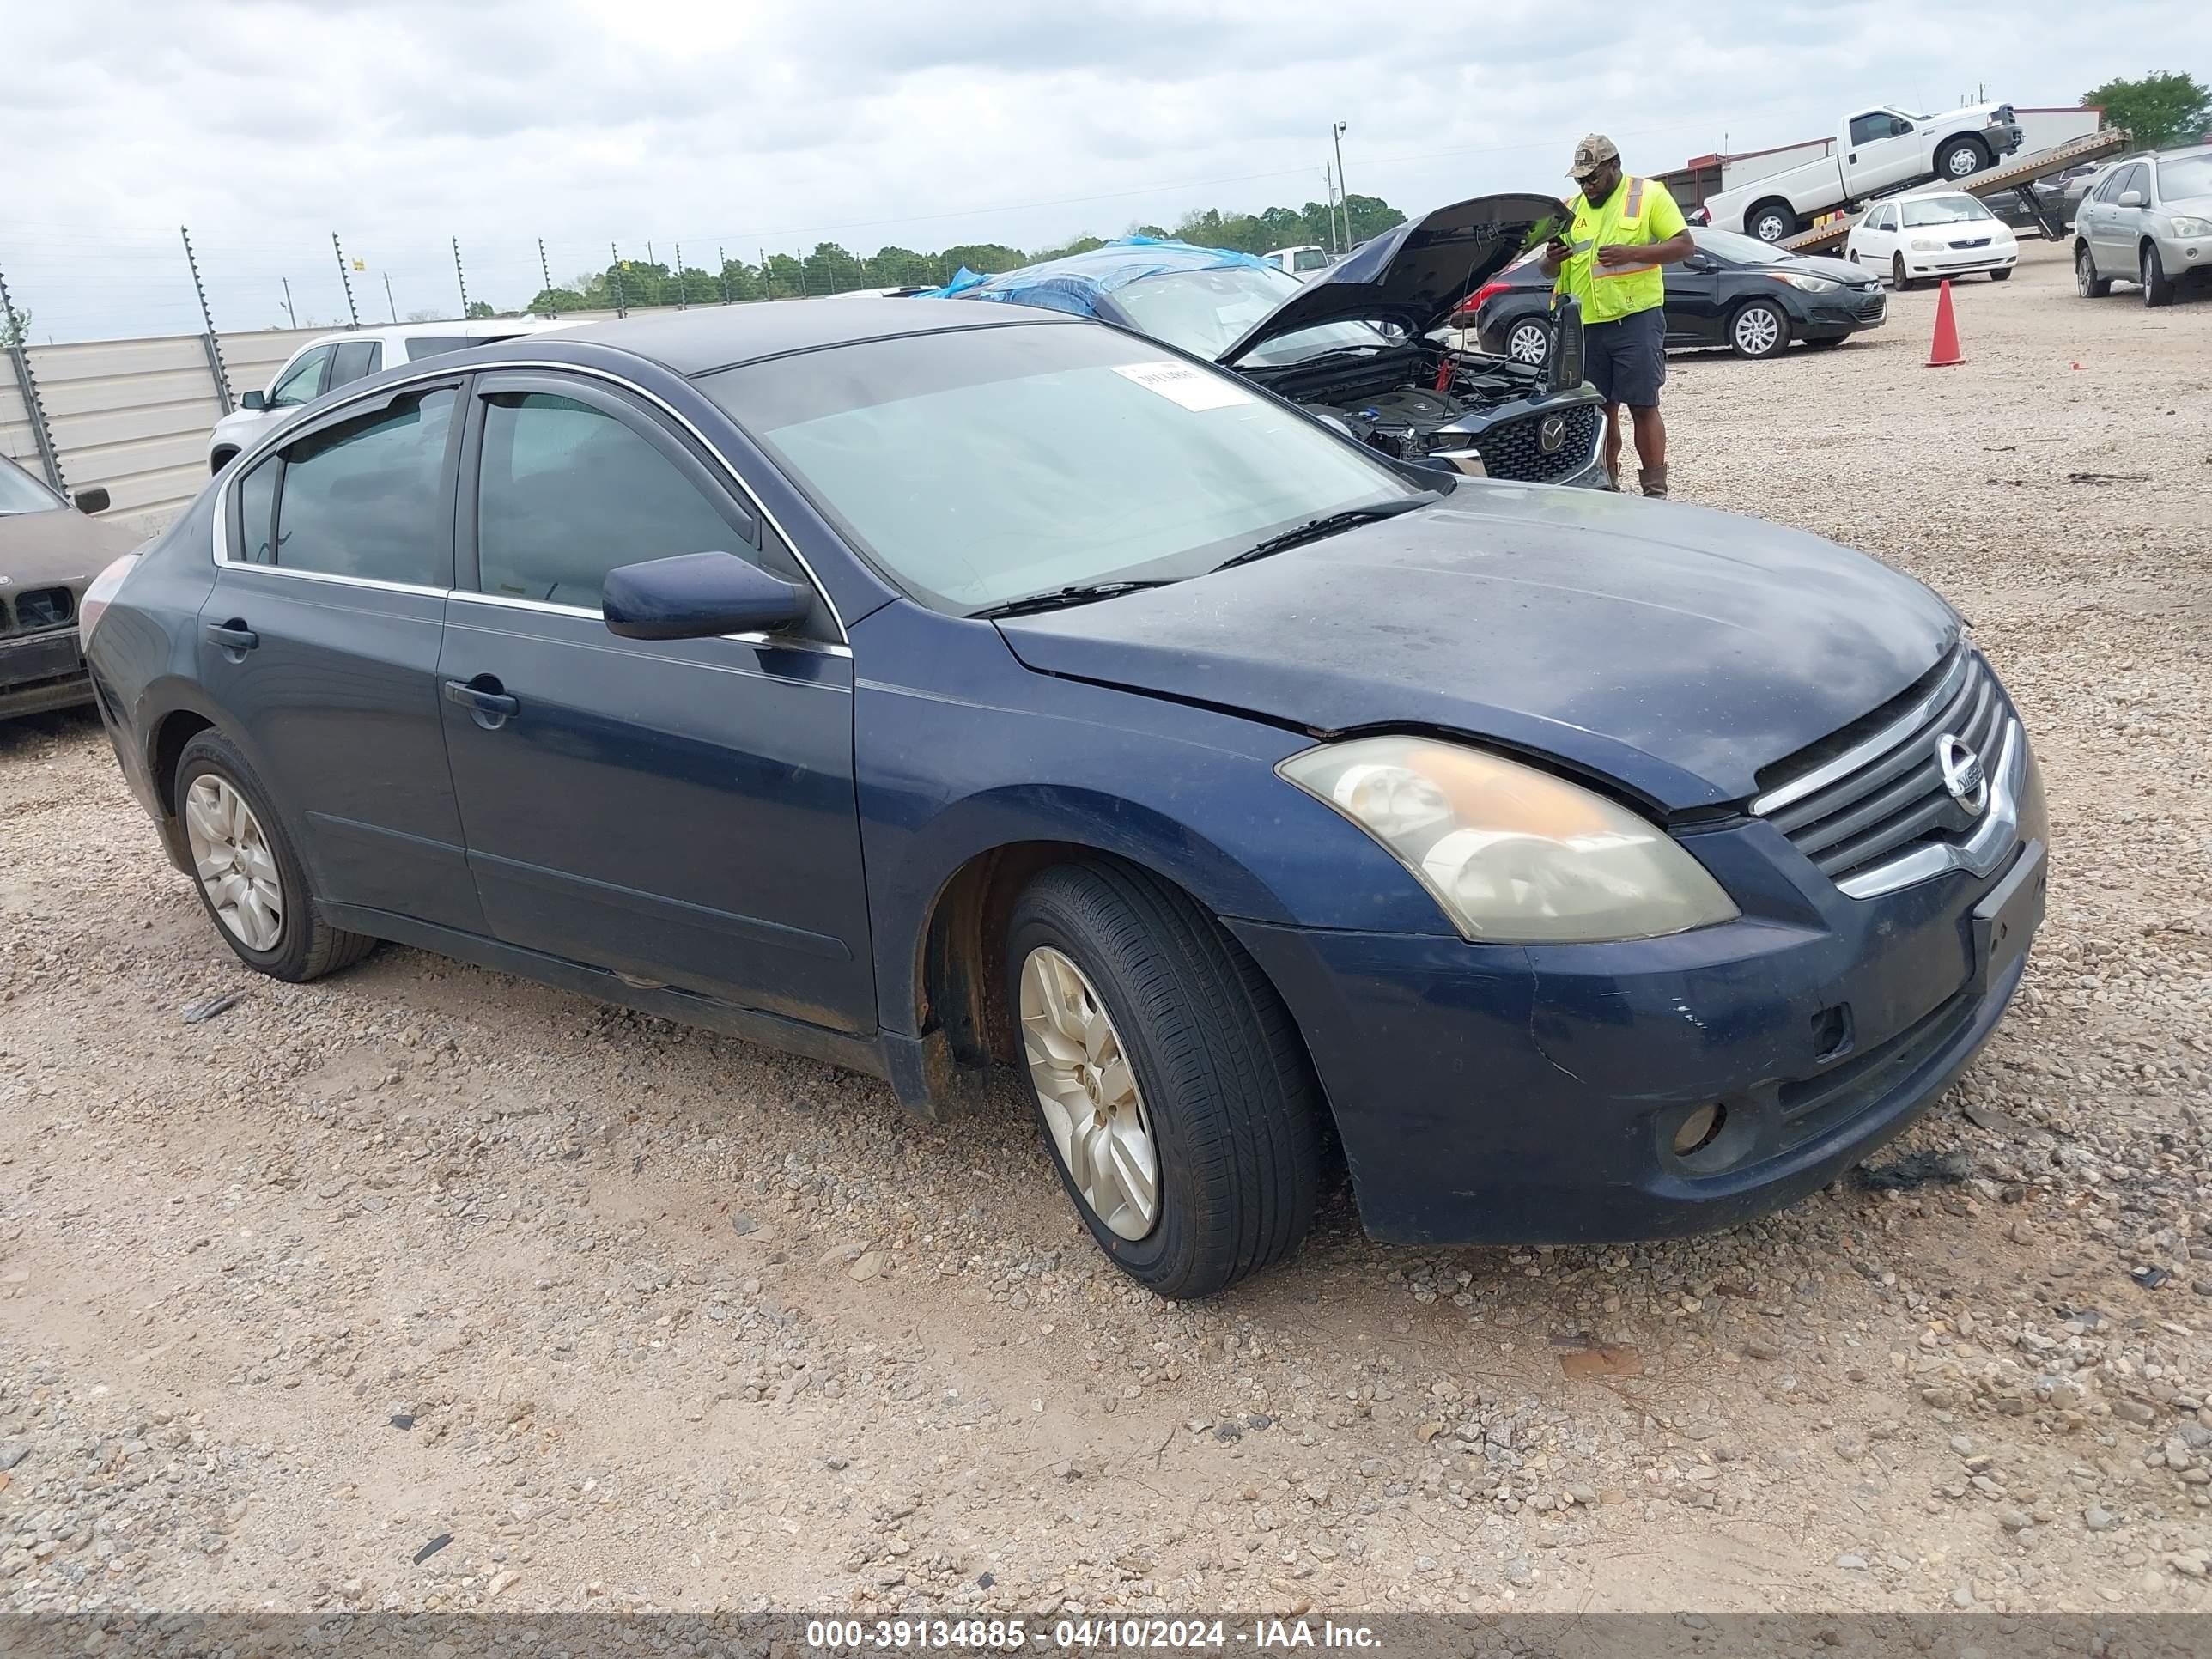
1540;134;1695;497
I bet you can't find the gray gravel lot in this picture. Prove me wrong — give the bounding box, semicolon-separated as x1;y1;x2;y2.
2;241;2209;1617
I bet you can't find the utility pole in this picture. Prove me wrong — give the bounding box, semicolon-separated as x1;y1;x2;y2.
610;242;627;319
1323;163;1340;252
179;226;234;414
383;273;398;323
331;233;360;328
281;278;296;329
717;246;732;304
453;237;471;318
1332;121;1351;246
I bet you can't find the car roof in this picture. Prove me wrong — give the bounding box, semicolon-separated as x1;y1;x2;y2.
556;296;1079;375
299;319;575;350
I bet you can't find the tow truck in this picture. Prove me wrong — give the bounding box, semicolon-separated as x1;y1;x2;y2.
1779;128;2132;255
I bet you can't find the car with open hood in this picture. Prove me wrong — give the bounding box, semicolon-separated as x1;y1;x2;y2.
925;193;1611;489
80;299;2046;1298
0;457;138;719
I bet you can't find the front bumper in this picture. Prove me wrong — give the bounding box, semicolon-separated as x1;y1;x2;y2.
2154;233;2209;275
1228;823;2044;1247
1802;290;1887;332
1906;250;2018;277
0;629;93;718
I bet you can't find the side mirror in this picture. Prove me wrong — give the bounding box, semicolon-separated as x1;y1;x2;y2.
1682;254;1716;273
2118;191;2146;208
240;389;268;411
73;486;111;516
603;551;812;641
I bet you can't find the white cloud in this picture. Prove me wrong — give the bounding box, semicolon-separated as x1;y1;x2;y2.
5;0;2204;336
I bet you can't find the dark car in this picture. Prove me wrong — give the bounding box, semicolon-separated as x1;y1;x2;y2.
1471;227;1889;365
82;302;2046;1298
926;194;1609;489
0;456;132;719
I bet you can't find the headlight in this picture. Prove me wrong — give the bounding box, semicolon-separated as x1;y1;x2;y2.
1778;274;1842;294
1279;736;1740;944
1910;239;1941;252
2168;216;2212;238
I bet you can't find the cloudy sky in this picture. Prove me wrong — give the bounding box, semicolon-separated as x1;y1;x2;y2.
7;0;2207;338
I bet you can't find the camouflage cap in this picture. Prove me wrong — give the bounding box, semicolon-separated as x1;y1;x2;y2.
1569;134;1620;179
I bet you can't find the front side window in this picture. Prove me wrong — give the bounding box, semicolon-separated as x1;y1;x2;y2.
267;347;332;408
474;392;747;611
264;388;457;586
705;321;1422;614
0;459;61;515
1113;265;1392;366
1901;196;1996;228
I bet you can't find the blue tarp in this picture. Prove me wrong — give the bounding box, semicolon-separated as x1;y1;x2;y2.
915;237;1280;315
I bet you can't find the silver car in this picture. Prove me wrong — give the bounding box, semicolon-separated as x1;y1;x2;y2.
2074;144;2212;307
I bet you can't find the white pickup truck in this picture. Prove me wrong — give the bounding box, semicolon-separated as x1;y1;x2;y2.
1698;103;2026;243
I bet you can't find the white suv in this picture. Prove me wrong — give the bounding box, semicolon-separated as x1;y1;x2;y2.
206;319;575;472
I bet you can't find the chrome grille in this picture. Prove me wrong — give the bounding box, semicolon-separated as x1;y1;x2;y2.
1752;649;2021;896
1478;404;1602;484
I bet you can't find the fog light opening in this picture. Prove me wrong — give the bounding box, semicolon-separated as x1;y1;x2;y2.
1672;1103;1725;1158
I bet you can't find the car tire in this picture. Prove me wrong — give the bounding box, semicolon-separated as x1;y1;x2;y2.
1937;137;1990;180
1004;860;1322;1300
1804;334;1847;349
1504;318;1551;368
174;730;376;982
2142;243;2176;308
1989;267;2013;282
1748;201;1796;244
1891;253;1914;291
2075;243;2111;298
1729;299;1790;359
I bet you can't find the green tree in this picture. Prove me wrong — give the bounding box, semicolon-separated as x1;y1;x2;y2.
1341;194;1407;246
2081;71;2212;151
0;307;28;348
465;300;495;319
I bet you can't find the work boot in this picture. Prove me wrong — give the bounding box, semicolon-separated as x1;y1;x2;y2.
1639;465;1669;499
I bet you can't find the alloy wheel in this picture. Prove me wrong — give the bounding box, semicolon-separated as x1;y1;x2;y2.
185;775;284;951
1505;320;1549;366
1018;945;1159;1242
1734;306;1783;356
2077;250;2094;295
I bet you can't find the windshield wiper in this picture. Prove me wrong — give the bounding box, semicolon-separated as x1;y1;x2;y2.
971;580;1176;620
1214;496;1435;571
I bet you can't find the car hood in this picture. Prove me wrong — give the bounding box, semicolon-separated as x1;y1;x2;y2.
0;503;134;586
994;489;1960;811
1219;193;1571;367
2162;191;2212;219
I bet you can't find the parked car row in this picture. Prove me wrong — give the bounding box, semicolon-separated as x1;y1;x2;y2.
72;271;2049;1296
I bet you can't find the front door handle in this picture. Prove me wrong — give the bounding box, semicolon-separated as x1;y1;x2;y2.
204;621;258;654
443;675;520;729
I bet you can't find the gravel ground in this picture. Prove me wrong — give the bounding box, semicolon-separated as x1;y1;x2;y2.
2;240;2209;1618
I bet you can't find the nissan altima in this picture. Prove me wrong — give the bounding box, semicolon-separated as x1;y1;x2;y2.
79;301;2047;1298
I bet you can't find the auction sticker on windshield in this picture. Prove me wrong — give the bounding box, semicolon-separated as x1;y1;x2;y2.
1112;361;1255;411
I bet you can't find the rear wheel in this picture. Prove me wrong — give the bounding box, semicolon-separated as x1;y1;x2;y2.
174;730;375;981
1504;317;1551;368
1729;299;1790;359
1747;200;1797;244
2142;242;2176;307
2076;243;2111;298
1937;136;1990;180
1005;861;1322;1299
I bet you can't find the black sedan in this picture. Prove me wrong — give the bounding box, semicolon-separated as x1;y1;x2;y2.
1468;227;1888;364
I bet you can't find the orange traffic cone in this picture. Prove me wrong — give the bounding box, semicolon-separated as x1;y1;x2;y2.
1927;279;1963;367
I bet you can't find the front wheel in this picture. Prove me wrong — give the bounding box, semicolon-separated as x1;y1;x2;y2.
175;730;375;981
1937;137;1990;180
1804;334;1847;349
2075;244;2111;298
1504;317;1552;368
1892;253;1914;291
1729;299;1790;359
1988;267;2013;282
1005;861;1322;1299
2142;243;2176;308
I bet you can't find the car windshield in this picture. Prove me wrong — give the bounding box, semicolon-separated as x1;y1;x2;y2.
1902;196;1996;228
1692;228;1792;264
705;321;1421;614
0;459;61;515
2158;155;2212;199
1112;265;1393;366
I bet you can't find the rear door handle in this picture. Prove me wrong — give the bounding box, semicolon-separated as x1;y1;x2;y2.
204;622;258;653
443;676;520;727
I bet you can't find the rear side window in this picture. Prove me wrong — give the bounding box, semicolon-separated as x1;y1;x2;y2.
234;457;279;563
474;392;749;610
328;341;381;386
265;388;458;586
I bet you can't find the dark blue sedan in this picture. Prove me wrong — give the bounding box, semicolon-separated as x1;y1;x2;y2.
76;298;2047;1297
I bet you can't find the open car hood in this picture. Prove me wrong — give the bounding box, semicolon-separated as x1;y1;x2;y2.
1218;193;1571;367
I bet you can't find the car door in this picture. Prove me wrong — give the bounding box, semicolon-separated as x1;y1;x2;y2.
1661;251;1723;345
436;370;875;1031
1845;111;1916;195
1857;204;1898;272
2089;166;2142;270
201;376;484;932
